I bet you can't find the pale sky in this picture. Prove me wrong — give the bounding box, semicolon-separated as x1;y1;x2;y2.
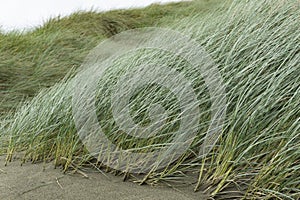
0;0;185;32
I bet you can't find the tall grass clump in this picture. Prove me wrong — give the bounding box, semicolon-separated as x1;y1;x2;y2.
177;0;300;198
0;0;217;116
1;0;299;199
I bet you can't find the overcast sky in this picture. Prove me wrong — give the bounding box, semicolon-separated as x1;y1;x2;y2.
0;0;184;32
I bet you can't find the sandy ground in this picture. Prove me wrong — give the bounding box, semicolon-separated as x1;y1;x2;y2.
0;156;203;200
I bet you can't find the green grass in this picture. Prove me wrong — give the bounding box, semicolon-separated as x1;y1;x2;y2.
1;0;299;199
0;0;220;115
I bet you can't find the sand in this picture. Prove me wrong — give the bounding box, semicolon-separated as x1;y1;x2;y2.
0;156;203;200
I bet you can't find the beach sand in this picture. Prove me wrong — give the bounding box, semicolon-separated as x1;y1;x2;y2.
0;156;203;200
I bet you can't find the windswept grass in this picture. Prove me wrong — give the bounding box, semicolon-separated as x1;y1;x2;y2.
1;0;299;199
0;0;219;116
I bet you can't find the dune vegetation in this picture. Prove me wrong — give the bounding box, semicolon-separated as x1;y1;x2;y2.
1;0;299;199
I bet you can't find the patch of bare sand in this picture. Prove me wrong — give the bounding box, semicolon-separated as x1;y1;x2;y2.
0;156;205;200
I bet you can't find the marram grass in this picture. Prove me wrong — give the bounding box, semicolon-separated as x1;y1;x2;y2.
1;0;299;199
0;0;219;116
